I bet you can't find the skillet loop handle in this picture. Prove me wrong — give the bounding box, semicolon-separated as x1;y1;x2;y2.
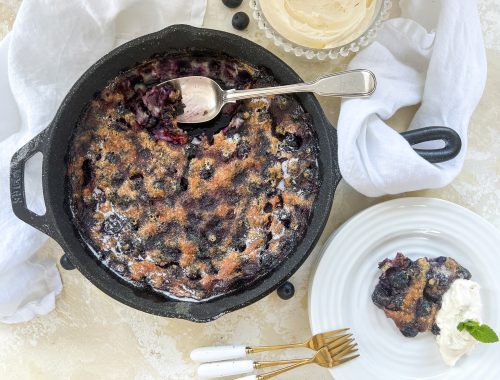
10;129;75;270
10;128;51;233
400;126;462;164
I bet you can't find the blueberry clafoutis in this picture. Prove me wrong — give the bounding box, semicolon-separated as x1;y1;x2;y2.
372;253;471;337
66;52;320;301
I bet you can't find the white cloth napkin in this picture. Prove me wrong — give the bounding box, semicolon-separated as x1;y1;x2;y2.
0;0;206;324
337;0;487;197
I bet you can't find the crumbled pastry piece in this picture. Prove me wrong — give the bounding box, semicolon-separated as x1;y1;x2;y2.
372;253;471;337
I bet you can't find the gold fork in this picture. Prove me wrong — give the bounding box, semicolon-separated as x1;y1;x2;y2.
247;328;350;354
197;336;358;379
191;328;350;363
237;340;359;380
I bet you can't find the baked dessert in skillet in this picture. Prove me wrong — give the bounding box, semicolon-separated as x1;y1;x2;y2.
66;52;320;301
372;253;471;337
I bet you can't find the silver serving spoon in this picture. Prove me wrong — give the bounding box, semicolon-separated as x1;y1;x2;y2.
157;69;376;124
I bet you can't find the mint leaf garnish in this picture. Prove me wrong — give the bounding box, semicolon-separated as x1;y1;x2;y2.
457;320;479;332
457;320;499;343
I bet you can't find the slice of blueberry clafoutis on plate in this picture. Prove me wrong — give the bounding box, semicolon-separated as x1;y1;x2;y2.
372;253;498;367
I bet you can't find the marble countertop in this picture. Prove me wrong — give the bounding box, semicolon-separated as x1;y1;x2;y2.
1;1;499;379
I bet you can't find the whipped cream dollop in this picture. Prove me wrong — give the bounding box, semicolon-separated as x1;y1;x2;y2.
259;0;377;49
436;279;482;366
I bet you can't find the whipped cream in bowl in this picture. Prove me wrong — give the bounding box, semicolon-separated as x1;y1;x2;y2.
251;0;392;60
435;279;482;366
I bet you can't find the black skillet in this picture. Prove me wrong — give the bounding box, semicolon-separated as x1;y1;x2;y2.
9;25;461;322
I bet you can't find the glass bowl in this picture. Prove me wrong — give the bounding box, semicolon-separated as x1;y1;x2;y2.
249;0;392;60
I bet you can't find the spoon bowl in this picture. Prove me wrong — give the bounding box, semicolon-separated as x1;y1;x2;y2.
167;76;225;123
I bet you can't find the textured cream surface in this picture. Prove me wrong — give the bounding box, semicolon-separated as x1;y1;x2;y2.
1;1;499;379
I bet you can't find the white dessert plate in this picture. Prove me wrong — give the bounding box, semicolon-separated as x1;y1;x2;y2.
309;197;500;380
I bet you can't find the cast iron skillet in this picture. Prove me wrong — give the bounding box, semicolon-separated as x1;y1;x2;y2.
9;25;461;322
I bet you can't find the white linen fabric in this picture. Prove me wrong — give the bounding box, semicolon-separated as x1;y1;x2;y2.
0;0;206;323
337;0;487;197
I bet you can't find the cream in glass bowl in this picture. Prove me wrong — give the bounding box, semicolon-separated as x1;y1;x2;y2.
250;0;392;60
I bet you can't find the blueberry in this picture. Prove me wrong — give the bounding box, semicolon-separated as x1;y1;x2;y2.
222;0;242;8
129;173;144;190
105;152;120;164
387;294;404;311
431;323;441;335
434;256;447;265
137;149;152;160
457;266;471;279
164;247;182;262
424;288;442;303
153;180;165;190
236;141;250;159
232;12;249;30
416;299;432;317
371;284;391;308
282;133;302;151
401;324;419;338
185;143;197;160
179;177;188;191
259;253;277;268
200;165;214;180
263;202;273;213
277;209;291;228
81;159;93;187
103;214;124;235
265;187;276;197
386;268;410;290
277;281;295;300
186;269;202;281
144;116;158;129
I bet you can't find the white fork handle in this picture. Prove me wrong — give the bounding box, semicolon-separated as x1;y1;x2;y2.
190;345;247;362
197;360;254;378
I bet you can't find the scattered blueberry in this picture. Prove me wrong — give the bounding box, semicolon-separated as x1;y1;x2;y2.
386;294;404;311
179;177;188;191
277;209;291;228
232;12;249;31
82;159;93;186
222;0;242;8
416;299;432;317
200;164;214;180
263;202;273;213
431;323;441;335
236;141;250;159
371;283;391;308
386;269;410;290
282;133;302;151
277;281;295;300
401;324;419;338
103;214;124;235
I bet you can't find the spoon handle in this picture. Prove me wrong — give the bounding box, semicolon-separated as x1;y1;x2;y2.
223;69;376;102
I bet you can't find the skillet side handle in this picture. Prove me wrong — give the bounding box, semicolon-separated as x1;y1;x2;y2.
10;130;76;271
400;126;462;164
10;128;55;238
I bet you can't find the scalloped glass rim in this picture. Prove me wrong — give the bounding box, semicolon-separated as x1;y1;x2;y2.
249;0;393;60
